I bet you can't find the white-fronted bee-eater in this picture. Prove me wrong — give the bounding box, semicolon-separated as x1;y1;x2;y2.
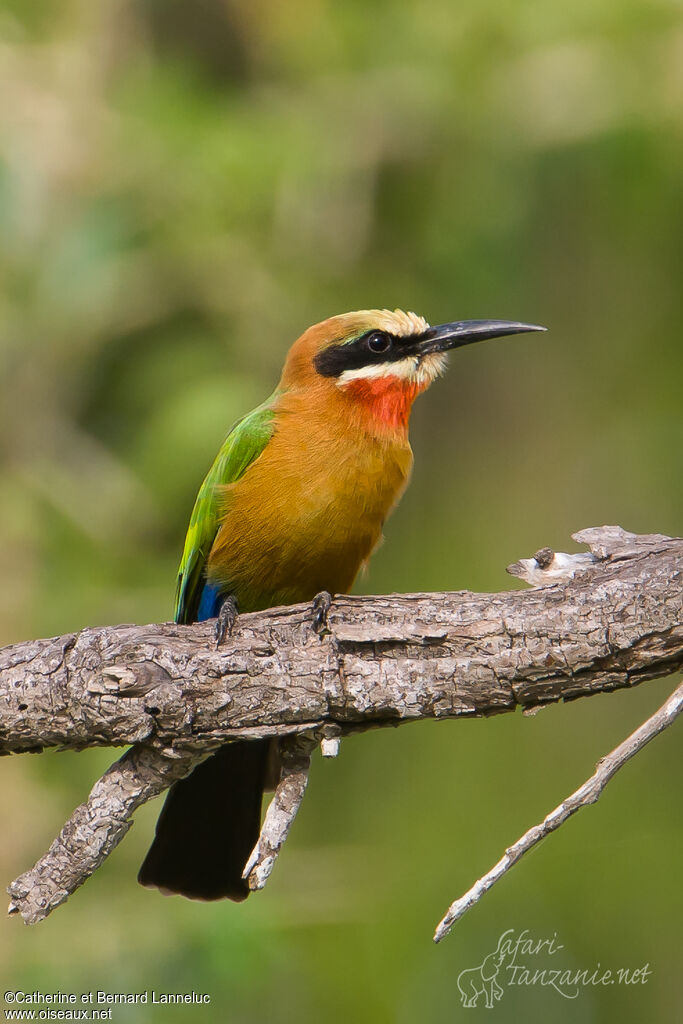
139;309;546;901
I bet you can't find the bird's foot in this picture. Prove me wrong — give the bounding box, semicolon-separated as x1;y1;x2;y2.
311;591;332;637
215;594;238;647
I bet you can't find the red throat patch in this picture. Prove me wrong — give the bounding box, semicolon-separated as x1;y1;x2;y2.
343;375;425;432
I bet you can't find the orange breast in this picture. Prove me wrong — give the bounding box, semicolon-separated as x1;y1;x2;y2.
207;392;413;612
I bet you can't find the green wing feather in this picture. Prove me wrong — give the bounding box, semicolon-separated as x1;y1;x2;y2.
174;395;279;624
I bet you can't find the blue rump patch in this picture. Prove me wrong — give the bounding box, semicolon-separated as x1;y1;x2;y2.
196;582;223;622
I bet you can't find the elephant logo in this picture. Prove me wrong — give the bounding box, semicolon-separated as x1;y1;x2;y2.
456;933;509;1009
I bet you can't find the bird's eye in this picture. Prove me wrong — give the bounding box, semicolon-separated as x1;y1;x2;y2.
366;331;392;354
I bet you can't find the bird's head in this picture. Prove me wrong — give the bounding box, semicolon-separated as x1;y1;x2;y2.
281;309;545;434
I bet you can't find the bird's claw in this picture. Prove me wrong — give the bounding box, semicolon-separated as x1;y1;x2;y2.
215;595;238;647
311;591;332;637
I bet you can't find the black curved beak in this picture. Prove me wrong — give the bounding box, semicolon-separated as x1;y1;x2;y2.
418;319;547;355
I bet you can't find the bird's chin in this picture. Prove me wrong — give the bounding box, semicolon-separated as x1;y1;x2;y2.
414;352;448;386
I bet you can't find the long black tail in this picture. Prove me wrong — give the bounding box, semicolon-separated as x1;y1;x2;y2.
138;739;269;901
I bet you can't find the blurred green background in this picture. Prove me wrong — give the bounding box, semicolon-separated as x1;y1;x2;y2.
0;0;681;1021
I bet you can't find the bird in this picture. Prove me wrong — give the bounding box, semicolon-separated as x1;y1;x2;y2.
138;308;545;901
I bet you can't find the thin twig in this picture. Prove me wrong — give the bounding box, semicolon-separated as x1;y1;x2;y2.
244;735;317;891
434;677;683;942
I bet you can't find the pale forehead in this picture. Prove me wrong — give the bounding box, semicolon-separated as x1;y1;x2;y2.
357;308;430;337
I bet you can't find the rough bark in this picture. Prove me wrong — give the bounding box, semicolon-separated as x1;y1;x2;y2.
2;526;681;758
2;526;682;927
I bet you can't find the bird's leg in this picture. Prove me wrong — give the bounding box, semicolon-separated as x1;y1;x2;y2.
311;590;332;637
215;593;239;647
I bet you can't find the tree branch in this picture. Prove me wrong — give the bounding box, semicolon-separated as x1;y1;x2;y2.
7;745;199;925
2;526;681;927
243;734;317;891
